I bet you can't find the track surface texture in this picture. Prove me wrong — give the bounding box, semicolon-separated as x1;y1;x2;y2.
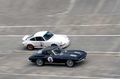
0;0;120;79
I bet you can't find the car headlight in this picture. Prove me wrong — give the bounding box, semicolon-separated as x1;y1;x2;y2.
60;42;65;46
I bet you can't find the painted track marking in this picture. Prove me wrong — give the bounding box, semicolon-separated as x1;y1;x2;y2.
0;72;113;79
1;35;120;37
1;23;120;28
1;51;120;56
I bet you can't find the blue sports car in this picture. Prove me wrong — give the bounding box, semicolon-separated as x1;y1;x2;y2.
29;46;87;67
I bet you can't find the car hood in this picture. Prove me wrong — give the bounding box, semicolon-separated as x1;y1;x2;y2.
48;34;69;43
22;35;31;41
61;50;87;57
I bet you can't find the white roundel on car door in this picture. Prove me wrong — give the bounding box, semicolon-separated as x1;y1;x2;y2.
47;56;53;63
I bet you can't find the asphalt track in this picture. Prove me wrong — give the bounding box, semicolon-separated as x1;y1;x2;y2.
0;0;120;79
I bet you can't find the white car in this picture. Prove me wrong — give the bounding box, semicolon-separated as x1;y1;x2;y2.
22;31;70;50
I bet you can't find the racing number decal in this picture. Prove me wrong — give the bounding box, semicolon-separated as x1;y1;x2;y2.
47;56;53;63
40;42;44;46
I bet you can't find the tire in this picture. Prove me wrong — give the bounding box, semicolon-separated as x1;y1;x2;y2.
66;60;74;67
27;44;34;50
51;44;58;46
36;59;44;66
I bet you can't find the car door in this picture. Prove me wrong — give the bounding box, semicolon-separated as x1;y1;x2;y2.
43;50;53;63
42;52;50;62
43;50;60;63
50;50;63;63
29;37;38;47
52;55;63;63
35;37;46;48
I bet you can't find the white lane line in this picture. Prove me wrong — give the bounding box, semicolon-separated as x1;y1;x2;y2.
68;35;120;37
87;51;120;54
0;35;24;37
0;72;113;79
0;24;120;28
0;50;119;54
0;25;54;28
1;35;120;37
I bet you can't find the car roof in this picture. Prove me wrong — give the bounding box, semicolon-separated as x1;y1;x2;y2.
33;31;47;37
42;46;58;52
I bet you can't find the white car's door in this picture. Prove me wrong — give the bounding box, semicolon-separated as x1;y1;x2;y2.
29;37;38;47
35;37;48;48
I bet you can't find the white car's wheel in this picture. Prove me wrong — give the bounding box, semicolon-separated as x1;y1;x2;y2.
51;44;58;46
27;44;34;50
66;60;74;67
36;59;44;66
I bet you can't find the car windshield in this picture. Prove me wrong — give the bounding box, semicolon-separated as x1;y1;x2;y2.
52;47;63;55
43;31;53;40
37;50;42;54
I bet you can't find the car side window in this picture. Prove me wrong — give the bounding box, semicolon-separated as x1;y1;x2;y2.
46;51;54;56
36;37;44;41
42;51;50;55
30;38;35;41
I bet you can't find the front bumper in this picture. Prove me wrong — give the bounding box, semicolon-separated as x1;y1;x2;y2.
75;55;87;63
60;38;70;48
76;58;86;63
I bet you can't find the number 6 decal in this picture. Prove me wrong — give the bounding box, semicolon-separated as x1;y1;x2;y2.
40;42;44;46
47;56;53;63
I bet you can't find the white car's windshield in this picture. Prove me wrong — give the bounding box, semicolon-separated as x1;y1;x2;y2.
43;31;53;40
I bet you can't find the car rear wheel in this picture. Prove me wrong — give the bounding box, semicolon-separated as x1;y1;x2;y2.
66;60;74;67
27;44;34;50
36;59;44;66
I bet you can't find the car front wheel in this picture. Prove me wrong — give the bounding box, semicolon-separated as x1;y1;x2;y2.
51;44;58;46
36;59;44;66
66;60;74;67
